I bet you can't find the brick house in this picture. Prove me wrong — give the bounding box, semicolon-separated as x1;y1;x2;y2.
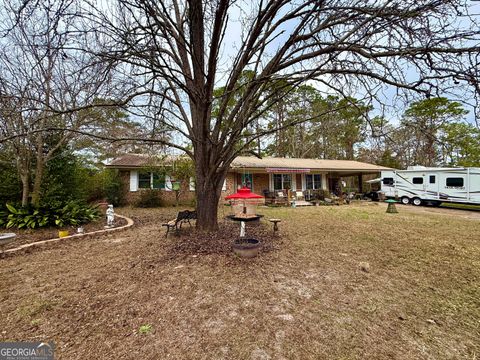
106;154;389;205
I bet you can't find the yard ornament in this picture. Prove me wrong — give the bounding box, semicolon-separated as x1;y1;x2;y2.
106;205;115;227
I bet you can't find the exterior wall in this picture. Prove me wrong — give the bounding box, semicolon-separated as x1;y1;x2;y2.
295;174;302;191
230;172;269;196
118;167;379;206
120;169;234;206
221;172;236;200
253;173;270;195
120;169;194;206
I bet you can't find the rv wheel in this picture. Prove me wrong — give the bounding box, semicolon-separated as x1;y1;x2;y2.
412;197;422;206
401;196;410;205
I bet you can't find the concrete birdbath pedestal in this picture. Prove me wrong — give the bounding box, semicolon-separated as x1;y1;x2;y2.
225;187;264;258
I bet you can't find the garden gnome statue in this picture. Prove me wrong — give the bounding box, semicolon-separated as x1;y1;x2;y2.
106;205;115;228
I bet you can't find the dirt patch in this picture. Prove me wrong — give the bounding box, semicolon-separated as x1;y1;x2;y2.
164;220;279;258
384;202;480;221
0;205;479;359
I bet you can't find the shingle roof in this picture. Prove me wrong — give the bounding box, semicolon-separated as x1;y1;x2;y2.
107;154;390;172
231;156;390;172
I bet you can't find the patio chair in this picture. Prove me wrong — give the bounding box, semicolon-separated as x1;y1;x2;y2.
294;191;305;201
275;191;287;205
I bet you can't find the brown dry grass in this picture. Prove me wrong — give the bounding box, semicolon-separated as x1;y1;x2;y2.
1;203;479;359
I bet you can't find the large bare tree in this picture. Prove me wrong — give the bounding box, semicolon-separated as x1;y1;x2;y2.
0;0;113;206
3;0;480;228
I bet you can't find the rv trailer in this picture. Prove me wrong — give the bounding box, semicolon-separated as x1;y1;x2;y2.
379;166;480;206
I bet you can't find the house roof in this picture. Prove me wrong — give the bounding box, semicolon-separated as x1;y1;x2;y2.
231;156;390;172
107;154;390;173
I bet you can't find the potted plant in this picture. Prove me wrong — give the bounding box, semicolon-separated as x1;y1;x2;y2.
54;216;69;238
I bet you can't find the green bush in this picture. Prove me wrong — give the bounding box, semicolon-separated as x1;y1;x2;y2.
41;150;84;204
0;163;22;205
136;189;164;208
0;201;100;230
104;169;126;206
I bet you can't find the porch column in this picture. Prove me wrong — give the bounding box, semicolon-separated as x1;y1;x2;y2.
321;174;328;190
358;174;363;192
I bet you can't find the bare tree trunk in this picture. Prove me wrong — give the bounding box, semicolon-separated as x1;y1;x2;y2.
195;180;222;231
194;160;225;231
31;156;44;207
20;173;29;206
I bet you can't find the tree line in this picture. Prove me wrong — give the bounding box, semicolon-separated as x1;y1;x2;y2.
252;85;479;169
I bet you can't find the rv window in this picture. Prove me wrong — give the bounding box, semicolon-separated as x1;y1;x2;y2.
383;177;394;185
412;177;423;184
429;175;436;184
446;177;464;187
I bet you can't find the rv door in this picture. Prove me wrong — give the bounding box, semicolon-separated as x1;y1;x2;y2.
426;173;439;199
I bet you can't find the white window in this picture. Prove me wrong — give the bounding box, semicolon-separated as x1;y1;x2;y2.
305;174;322;190
138;172;152;189
137;172;168;190
273;174;292;191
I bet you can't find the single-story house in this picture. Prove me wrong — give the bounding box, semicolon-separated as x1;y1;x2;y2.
106;154;390;205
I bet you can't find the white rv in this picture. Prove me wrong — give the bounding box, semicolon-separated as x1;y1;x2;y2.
380;166;480;206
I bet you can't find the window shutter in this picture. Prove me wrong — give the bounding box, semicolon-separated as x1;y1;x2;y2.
129;171;138;192
189;177;195;191
165;175;172;191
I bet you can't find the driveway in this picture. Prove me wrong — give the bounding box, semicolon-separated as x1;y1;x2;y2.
387;202;480;221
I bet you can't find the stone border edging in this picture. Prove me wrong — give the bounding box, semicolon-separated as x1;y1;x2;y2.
1;214;134;256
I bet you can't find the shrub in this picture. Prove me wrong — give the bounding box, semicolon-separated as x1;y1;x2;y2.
136;189;164;208
0;201;100;229
0;163;22;204
104;169;126;206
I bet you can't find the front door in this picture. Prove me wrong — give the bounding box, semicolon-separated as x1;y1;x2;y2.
241;173;253;190
329;177;340;195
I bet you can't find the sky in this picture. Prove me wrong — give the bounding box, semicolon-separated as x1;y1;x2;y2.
218;0;480;127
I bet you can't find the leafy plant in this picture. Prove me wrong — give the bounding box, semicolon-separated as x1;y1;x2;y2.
0;201;100;230
138;324;153;335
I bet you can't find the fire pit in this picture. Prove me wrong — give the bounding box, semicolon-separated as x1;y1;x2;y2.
232;238;261;258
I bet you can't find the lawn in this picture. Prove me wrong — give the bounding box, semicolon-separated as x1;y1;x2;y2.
1;203;479;359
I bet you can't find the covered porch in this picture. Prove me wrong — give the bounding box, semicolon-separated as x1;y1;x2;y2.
229;168;380;206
